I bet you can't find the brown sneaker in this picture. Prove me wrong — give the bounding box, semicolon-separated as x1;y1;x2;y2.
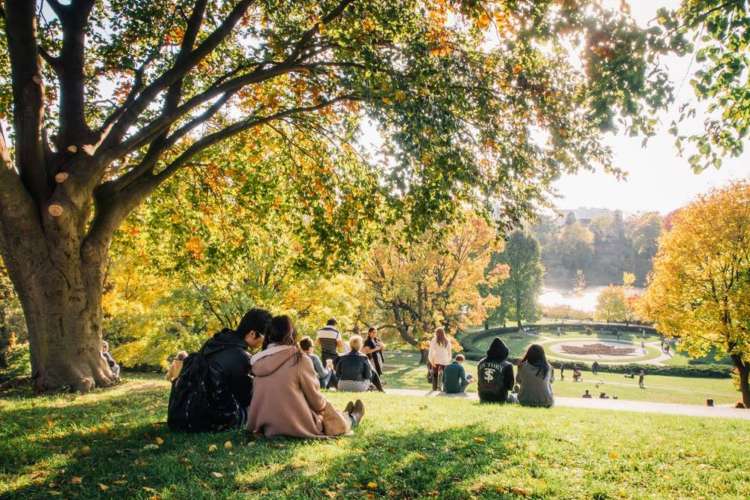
350;399;365;426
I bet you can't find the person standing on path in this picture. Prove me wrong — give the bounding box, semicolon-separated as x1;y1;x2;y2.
428;328;453;391
638;369;645;389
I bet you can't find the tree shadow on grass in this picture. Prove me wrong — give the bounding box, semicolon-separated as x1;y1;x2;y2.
3;395;516;499
235;424;513;499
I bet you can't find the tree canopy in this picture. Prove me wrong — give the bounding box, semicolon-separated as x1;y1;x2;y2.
641;181;750;406
0;0;680;390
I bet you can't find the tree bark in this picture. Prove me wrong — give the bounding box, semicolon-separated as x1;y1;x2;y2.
732;355;750;408
0;194;115;392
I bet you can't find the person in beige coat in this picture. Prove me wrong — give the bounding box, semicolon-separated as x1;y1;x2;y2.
248;315;365;438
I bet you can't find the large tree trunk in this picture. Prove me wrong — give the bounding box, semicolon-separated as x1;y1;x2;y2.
732;355;750;408
0;200;116;393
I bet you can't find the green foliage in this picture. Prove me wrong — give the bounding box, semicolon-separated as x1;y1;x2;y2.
660;1;750;170
485;230;543;326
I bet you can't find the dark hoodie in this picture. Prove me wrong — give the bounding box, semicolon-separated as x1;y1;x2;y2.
477;338;515;403
202;328;253;410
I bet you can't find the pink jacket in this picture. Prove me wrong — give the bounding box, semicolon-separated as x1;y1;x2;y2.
248;344;349;438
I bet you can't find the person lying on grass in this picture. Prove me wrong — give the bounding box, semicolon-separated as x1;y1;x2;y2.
477;338;515;404
249;315;365;438
516;344;555;408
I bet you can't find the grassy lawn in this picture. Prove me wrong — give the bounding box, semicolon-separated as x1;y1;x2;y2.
2;376;750;499
382;352;740;406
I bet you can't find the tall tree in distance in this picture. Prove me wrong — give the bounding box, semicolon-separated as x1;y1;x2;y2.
486;230;543;328
641;181;750;407
0;0;677;391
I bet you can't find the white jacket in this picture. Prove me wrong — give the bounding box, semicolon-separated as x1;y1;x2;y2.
428;337;453;366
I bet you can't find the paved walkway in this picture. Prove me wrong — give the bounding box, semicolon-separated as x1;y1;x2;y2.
386;388;750;420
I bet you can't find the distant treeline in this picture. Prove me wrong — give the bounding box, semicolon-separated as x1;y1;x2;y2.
531;209;663;287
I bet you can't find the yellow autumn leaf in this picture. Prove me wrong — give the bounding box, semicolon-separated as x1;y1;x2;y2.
208;444;218;452
609;450;620;460
224;440;233;450
154;437;164;445
211;472;224;478
367;481;378;490
98;483;109;491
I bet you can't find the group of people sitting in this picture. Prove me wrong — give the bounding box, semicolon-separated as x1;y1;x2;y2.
428;330;555;408
166;309;378;439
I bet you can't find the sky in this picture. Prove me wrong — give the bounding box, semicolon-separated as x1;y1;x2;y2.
553;0;749;214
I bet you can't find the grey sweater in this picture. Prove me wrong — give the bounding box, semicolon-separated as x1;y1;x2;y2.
516;362;554;408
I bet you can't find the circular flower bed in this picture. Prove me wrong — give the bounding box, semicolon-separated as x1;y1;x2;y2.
560;343;636;356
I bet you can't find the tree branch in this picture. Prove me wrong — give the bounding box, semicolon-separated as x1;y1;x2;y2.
56;0;97;148
101;0;256;151
4;0;50;202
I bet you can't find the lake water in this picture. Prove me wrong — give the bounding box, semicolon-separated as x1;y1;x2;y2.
538;286;643;313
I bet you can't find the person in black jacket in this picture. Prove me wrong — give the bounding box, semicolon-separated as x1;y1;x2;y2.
200;308;272;429
477;338;515;403
335;335;384;392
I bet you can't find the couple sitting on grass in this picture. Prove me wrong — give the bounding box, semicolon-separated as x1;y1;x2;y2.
477;339;555;408
167;309;364;439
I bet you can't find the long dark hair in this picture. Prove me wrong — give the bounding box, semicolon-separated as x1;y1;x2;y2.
435;328;448;347
521;344;549;378
263;315;297;350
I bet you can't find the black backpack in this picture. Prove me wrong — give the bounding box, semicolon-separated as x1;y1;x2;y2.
167;348;220;432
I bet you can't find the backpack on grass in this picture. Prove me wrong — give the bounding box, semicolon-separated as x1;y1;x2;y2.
168;345;241;432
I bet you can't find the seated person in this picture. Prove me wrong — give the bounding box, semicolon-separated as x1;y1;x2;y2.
477;338;515;403
248;316;364;438
335;335;381;392
299;336;332;389
166;351;189;382
167;308;271;432
101;341;121;379
443;354;472;394
516;344;554;408
582;389;592;398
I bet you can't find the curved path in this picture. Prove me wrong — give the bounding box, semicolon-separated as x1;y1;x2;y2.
386;388;750;420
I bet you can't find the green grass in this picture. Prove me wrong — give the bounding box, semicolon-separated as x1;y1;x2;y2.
1;375;750;499
382;352;740;406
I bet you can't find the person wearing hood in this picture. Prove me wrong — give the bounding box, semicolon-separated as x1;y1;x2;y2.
516;344;555;408
200;308;272;427
248;315;365;438
168;308;272;432
477;338;515;403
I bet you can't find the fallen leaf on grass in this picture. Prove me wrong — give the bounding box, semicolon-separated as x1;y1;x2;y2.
70;476;82;485
608;450;620;460
324;491;337;498
211;472;224;478
473;437;486;444
142;444;159;451
367;482;378;490
154;437;164;445
98;483;109;491
224;440;233;449
79;446;92;456
113;479;127;485
510;486;530;497
48;491;61;496
208;444;218;452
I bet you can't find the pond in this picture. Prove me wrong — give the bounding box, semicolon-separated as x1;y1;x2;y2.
538;286;644;313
